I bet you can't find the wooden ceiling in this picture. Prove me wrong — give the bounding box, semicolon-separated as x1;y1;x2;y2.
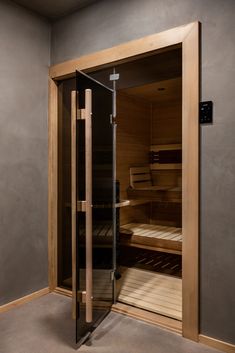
120;77;182;104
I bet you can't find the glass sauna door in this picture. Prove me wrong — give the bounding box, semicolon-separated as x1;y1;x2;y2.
71;70;116;345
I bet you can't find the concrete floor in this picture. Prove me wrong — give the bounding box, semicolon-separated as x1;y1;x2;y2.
0;293;224;353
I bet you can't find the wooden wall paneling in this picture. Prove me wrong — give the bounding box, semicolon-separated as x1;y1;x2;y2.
120;204;151;226
151;100;182;145
151;169;182;188
150;78;182;228
150;202;182;227
116;92;151;226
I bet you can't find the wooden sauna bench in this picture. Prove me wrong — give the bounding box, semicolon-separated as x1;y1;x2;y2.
128;166;182;203
120;223;182;254
127;186;182;203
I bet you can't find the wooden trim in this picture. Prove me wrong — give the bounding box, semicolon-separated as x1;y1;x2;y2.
182;22;199;341
71;90;77;319
84;89;93;323
0;288;50;313
49;22;195;80
54;287;72;298
48;77;58;291
112;302;182;334
199;335;235;353
48;21;200;341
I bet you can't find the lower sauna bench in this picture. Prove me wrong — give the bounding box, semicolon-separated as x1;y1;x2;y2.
120;223;182;254
117;267;182;320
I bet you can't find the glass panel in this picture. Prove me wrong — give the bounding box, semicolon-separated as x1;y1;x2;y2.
75;71;115;345
58;78;76;289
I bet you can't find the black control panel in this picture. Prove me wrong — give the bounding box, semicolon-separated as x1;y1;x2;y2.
200;101;213;124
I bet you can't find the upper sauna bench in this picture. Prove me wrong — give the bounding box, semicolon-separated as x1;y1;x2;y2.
127;144;182;203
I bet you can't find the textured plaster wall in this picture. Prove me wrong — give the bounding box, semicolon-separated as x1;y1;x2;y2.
0;0;50;305
51;0;235;344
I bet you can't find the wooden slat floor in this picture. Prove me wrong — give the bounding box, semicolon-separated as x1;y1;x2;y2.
117;267;182;321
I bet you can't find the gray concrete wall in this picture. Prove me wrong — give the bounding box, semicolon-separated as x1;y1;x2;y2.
0;1;50;305
51;0;235;344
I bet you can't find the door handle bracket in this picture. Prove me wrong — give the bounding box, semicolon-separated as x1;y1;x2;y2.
77;200;87;212
77;108;86;120
115;200;130;208
77;291;93;304
77;291;87;304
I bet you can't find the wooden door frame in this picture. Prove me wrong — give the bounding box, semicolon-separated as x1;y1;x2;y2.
48;22;199;341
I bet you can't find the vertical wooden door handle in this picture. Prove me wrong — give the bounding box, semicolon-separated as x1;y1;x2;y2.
84;89;93;323
71;90;77;320
71;89;93;324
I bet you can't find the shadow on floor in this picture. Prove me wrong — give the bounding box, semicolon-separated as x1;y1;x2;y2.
39;309;75;348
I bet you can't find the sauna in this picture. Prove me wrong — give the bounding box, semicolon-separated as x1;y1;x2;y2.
110;49;182;321
50;22;199;345
114;55;183;321
57;45;183;333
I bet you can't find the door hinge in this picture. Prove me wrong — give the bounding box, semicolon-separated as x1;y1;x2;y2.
110;271;115;281
110;114;116;124
77;200;87;212
109;73;120;81
77;291;93;303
